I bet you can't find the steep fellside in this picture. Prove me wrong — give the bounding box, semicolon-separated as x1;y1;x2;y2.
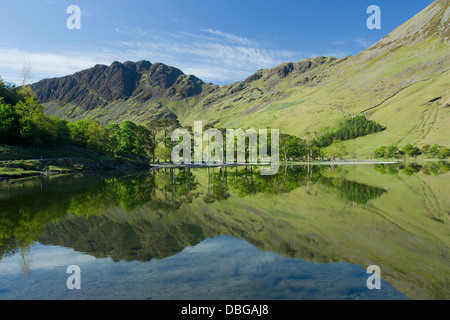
31;60;212;121
31;0;450;156
181;0;449;151
185;0;450;155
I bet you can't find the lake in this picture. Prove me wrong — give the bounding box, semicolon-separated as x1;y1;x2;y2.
0;163;448;300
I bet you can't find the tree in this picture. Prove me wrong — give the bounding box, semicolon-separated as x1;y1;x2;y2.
386;145;399;158
327;140;348;160
146;120;159;157
18;116;38;145
428;144;449;159
285;135;306;160
21;62;32;86
50;116;71;145
86;120;113;156
0;99;21;144
280;133;290;161
402;144;421;157
69;118;90;146
155;145;171;162
438;147;450;159
311;145;321;160
374;146;387;158
315;116;385;148
0;77;21;105
429;144;441;158
134;125;155;158
115;121;138;154
17;62;36;102
111;121;154;157
335;142;348;160
303;132;315;162
421;144;431;154
160;119;170;147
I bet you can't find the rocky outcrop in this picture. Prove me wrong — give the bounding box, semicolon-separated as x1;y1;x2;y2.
30;60;205;111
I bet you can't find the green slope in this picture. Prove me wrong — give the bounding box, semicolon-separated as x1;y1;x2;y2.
178;0;450;155
35;0;450;157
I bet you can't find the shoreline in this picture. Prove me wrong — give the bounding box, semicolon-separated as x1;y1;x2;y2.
2;159;449;182
149;160;400;169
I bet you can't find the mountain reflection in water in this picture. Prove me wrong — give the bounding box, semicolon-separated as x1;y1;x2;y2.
0;163;449;299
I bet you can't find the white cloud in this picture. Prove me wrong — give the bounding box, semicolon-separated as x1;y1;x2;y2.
0;48;114;85
104;28;301;83
0;28;349;86
201;28;255;46
354;38;372;48
0;244;97;275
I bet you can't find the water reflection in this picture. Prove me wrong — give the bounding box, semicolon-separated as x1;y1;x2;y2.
0;165;389;259
374;161;450;176
0;237;408;300
0;163;449;299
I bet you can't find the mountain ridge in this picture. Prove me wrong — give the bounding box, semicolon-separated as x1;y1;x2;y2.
32;60;210;111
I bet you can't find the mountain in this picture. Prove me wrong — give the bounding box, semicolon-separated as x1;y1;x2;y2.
31;60;211;121
30;0;450;156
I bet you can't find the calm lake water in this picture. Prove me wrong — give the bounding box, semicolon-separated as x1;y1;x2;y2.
0;163;448;300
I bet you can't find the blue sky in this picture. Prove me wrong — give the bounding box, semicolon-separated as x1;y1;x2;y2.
0;0;435;85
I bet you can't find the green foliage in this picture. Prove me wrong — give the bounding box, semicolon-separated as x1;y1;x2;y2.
326;141;348;160
85;120;113;155
315;116;385;148
374;146;387;158
428;144;450;159
155;145;171;162
372;143;450;159
114;121;154;157
438;147;450;159
133;125;154;158
280;134;308;161
68;118;90;147
374;143;449;160
0;99;21;144
0;88;72;148
66;118;154;158
374;164;400;175
319;176;387;204
402;163;422;176
387;145;399;158
373;142;450;159
374;145;400;159
115;121;138;154
146;119;181;147
0;78;22;106
421;144;431;154
0;82;155;159
2;73;396;163
402;144;421;157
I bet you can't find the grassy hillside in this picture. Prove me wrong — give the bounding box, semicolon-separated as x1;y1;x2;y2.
178;0;450;155
33;0;450;158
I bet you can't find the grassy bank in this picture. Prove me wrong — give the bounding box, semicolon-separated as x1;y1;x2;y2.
0;144;153;180
0;144;101;161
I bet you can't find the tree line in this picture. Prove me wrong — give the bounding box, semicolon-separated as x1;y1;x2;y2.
374;143;450;159
0;80;161;158
315;116;385;148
